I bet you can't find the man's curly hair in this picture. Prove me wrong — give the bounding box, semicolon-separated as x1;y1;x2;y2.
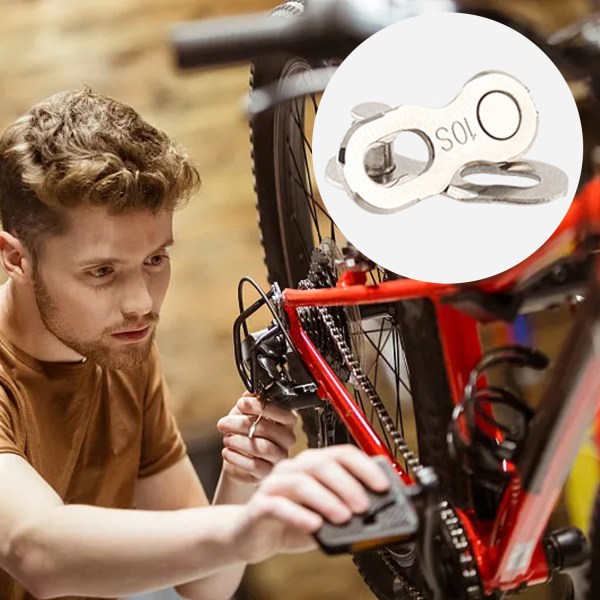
0;88;201;259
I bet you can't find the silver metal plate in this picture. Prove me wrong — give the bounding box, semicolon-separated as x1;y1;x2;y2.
445;160;568;204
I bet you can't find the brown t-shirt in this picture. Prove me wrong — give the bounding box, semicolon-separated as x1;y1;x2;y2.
0;331;187;600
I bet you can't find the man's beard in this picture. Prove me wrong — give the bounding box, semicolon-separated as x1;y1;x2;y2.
32;271;157;371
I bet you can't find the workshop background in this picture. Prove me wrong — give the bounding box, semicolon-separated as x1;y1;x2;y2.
0;1;596;599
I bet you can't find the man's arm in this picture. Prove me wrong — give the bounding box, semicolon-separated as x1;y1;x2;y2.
133;455;250;600
133;391;299;600
0;453;247;599
164;392;301;599
0;445;388;600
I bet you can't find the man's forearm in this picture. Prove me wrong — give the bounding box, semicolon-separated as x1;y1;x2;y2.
7;503;246;599
212;468;258;505
175;469;258;600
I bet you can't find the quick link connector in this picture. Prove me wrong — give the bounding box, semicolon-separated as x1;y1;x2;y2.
326;71;567;212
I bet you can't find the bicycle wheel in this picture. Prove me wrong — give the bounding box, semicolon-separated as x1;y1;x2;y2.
250;3;468;598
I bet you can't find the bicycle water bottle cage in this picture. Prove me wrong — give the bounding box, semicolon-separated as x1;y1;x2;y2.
448;345;548;486
326;71;568;212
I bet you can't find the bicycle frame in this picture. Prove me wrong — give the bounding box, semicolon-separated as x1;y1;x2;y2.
279;189;600;595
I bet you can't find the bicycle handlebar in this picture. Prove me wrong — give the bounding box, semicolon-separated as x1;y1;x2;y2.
171;0;457;69
172;12;305;69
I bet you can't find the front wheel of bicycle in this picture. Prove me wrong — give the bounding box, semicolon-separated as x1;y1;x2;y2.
250;3;470;598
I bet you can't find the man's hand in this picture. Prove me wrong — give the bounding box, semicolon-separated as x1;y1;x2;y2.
217;392;297;484
233;445;390;563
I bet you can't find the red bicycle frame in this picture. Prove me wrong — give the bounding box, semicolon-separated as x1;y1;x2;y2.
280;186;600;595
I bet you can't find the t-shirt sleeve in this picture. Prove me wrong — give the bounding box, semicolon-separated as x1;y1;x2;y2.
138;345;187;478
0;383;26;461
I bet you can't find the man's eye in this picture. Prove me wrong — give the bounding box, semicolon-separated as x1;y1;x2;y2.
146;254;169;266
89;266;113;279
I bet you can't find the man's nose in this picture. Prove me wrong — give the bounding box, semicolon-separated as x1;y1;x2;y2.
121;273;153;317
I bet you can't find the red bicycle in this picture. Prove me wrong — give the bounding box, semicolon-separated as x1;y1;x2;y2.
174;1;600;598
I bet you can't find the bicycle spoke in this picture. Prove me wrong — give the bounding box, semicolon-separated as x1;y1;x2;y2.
292;100;313;153
352;387;369;420
289;173;331;223
372;318;395;455
400;328;412;396
363;328;411;397
391;326;407;466
289;98;327;247
365;321;393;377
292;99;316;198
290;173;320;225
392;327;404;433
286;139;323;240
289;214;314;261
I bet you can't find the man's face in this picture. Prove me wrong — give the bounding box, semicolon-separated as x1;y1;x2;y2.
32;206;174;370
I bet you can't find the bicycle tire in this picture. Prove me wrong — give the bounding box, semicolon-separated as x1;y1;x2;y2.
250;3;467;597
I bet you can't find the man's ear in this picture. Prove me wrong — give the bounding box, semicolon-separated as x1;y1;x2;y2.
0;232;33;283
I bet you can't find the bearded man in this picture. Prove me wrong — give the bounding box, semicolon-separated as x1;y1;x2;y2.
0;89;388;600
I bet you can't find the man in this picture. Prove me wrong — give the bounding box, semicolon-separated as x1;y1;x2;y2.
0;89;388;600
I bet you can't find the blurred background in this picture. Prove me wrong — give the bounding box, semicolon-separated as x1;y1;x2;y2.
0;1;599;599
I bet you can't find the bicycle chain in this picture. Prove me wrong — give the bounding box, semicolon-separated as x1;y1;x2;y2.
298;274;484;600
315;301;423;473
377;546;427;600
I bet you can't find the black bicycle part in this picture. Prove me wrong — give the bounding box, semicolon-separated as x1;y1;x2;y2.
444;252;595;323
233;277;322;411
315;456;420;555
516;267;600;494
544;527;589;574
172;0;460;70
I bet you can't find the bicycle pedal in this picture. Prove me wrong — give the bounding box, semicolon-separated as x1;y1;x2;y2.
314;456;419;555
327;71;567;212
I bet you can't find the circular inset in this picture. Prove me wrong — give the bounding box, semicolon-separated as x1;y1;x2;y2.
312;13;583;283
477;91;522;141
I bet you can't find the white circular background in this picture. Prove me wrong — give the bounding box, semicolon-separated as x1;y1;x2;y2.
312;13;583;284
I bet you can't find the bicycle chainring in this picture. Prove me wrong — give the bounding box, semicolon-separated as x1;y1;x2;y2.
376;500;484;600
